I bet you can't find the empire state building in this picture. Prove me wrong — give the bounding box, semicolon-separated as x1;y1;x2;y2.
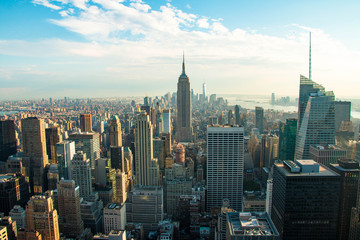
176;55;193;142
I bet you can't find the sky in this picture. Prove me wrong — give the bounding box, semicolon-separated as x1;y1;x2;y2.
0;0;360;100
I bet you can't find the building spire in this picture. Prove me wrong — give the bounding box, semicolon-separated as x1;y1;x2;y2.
182;51;185;74
309;32;312;81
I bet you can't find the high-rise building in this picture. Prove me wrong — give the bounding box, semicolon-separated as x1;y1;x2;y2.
207;126;244;211
265;179;273;215
135;113;160;186
0;173;30;215
329;160;360;240
68;132;100;168
25;195;60;240
70;151;92;198
80;193;103;234
110;146;124;171
56;140;75;180
57;179;84;237
175;144;185;164
114;170;127;204
21;117;49;194
235;105;241;125
272;160;340;239
109;116;122;147
103;203;126;235
45;126;62;164
80;114;92;132
176;55;193;142
126;186;164;235
335;101;351;131
0;120;17;162
297;75;325;128
278;118;297;161
9;205;26;230
255;107;264;133
309;144;347;167
162;109;171;134
295;90;335;159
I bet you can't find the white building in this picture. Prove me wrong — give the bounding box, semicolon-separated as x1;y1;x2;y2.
9;205;26;229
103;203;126;235
70;151;92;198
207;126;244;211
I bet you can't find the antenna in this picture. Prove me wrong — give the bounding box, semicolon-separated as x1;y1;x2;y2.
309;32;312;80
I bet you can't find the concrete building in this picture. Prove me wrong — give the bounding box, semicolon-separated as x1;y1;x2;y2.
135;113;160;186
80;193;103;234
162;109;171;134
272;160;340;239
25;195;60;240
309;144;347;167
126;186;164;236
0;173;30;215
278;119;297;161
9;205;26;230
226;212;279;240
109;116;122;147
207;126;244;211
175;144;185;164
255;107;264;133
176;55;193;142
335;101;351;131
114;170;127;205
57;179;84;237
45;126;62;164
68;132;100;168
70;151;92;198
80;114;92;132
21;117;49;194
103;203;126;234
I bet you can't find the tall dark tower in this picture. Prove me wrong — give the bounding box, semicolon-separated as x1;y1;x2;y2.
176;54;193;142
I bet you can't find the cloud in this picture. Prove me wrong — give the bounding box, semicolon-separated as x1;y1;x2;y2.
3;0;360;99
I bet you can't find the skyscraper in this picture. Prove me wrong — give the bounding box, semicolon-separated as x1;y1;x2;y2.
207;125;244;211
70;151;92;198
45;126;62;164
56;140;75;179
176;55;193;142
278;118;297;161
162;109;171;134
335;101;351;131
57;179;84;237
25;195;60;240
295;90;335;159
272;160;340;239
0;120;17;162
80;114;92;132
109;116;122;147
135;113;160;186
235;105;240;125
21;117;49;194
68;132;100;168
255;107;264;133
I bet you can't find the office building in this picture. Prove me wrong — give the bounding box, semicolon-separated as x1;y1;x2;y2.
68;132;100;168
25;195;60;240
57;179;84;237
309;144;347;167
0;173;30;215
175;144;185;164
103;203;126;235
114;170;127;204
126;186;164;235
70;151;92;198
176;55;193;142
110;146;125;171
335;101;351;131
0;216;17;240
109;116;122;147
207;126;244;211
235;105;240;125
226;212;279;240
56;140;75;180
21;117;49;194
297;75;325;128
278;119;297;161
9;205;26;230
162;109;171;134
0;120;17;162
329;160;360;240
255;107;264;133
135;113;160;186
80;114;92;132
295;90;335;159
80;193;103;234
45;126;62;164
272;160;340;239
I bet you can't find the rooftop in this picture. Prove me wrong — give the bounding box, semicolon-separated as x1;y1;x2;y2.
276;160;339;177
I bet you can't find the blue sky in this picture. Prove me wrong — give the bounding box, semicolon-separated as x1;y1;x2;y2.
1;0;359;99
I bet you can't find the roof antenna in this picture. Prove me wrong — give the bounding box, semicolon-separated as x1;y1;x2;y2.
182;50;185;74
309;32;312;81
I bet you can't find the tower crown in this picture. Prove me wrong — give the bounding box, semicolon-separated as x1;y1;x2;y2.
179;52;188;79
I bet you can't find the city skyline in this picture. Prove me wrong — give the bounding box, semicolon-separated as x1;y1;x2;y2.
1;0;360;99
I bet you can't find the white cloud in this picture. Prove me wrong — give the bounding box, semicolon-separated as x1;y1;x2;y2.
32;0;62;10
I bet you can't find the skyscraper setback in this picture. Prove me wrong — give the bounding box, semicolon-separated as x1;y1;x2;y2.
176;55;193;142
